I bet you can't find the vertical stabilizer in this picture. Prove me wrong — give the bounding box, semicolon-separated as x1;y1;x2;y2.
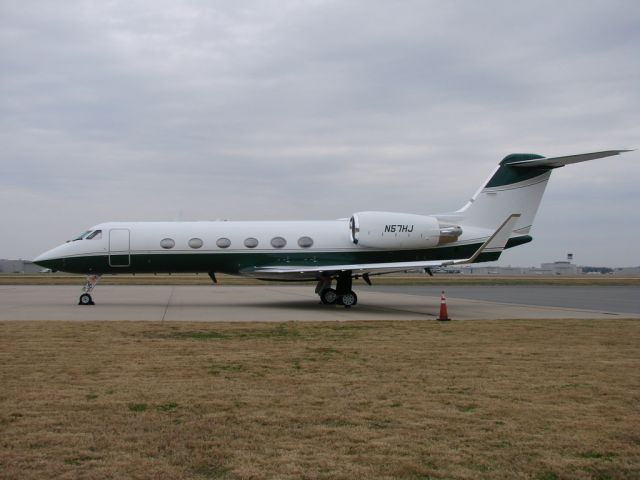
455;149;630;234
456;153;551;234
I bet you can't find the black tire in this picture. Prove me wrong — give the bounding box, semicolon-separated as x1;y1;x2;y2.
320;288;338;305
79;293;93;305
339;291;358;307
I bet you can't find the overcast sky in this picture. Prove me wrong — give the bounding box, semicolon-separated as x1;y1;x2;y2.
2;0;639;267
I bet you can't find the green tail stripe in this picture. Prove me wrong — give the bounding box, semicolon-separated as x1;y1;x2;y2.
486;153;549;188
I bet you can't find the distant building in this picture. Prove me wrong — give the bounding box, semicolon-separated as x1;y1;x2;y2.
540;261;581;275
612;266;640;276
455;260;582;276
457;265;536;275
0;259;42;274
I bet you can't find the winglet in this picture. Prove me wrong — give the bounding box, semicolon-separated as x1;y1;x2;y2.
447;213;521;265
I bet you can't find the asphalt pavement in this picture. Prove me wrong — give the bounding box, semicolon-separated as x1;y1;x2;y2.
366;285;640;314
1;285;638;321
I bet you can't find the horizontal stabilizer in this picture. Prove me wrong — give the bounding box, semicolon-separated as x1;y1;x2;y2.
509;150;632;169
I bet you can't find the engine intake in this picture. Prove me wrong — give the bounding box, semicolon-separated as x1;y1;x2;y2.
349;211;462;249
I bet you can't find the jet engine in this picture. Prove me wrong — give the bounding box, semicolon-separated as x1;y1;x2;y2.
349;211;462;249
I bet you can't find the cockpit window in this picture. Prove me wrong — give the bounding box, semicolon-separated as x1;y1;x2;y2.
72;230;91;241
86;230;102;240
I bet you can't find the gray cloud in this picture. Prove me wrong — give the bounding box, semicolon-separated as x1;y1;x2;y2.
1;0;639;266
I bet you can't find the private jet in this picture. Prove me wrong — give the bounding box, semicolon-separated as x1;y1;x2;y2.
33;149;631;307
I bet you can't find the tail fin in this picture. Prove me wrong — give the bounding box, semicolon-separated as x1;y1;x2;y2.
455;150;630;234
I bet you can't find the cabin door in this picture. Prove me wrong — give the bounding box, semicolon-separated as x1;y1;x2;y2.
109;229;131;267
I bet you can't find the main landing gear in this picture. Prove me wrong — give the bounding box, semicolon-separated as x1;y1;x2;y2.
316;271;358;308
78;274;102;305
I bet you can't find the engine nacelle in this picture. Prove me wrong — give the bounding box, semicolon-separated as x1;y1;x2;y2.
349;211;462;249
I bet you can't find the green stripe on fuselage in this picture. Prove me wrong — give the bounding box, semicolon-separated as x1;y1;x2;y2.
42;236;532;274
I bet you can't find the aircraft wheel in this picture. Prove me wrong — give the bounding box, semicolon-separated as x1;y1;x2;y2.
320;288;338;305
79;293;94;305
339;291;358;308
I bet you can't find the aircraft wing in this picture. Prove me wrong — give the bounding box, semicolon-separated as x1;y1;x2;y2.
241;214;521;280
242;259;460;280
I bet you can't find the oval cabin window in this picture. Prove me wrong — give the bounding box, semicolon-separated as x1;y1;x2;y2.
270;236;287;248
244;237;259;248
188;238;203;249
160;238;175;249
216;237;231;249
298;236;313;248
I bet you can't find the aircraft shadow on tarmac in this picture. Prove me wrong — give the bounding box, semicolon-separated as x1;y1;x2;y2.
89;299;434;314
158;301;384;311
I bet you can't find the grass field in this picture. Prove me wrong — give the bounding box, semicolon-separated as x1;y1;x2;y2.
1;320;639;479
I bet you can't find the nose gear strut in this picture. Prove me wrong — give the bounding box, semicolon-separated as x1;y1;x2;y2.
78;274;102;305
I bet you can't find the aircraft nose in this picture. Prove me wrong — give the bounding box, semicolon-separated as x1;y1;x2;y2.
33;252;50;264
33;247;63;270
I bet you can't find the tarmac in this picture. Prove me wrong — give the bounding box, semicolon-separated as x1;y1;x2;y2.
1;285;638;321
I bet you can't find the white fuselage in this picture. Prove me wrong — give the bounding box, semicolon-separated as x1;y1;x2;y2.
33;217;494;277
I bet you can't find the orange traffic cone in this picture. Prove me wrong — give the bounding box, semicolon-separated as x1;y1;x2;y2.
438;290;451;321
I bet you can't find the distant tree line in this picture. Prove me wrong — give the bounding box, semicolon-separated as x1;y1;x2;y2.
581;266;614;274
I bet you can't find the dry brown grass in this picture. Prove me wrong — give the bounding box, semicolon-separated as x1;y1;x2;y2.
1;319;639;479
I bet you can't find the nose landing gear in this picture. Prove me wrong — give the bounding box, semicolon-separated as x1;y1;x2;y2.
79;293;94;305
78;274;101;305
